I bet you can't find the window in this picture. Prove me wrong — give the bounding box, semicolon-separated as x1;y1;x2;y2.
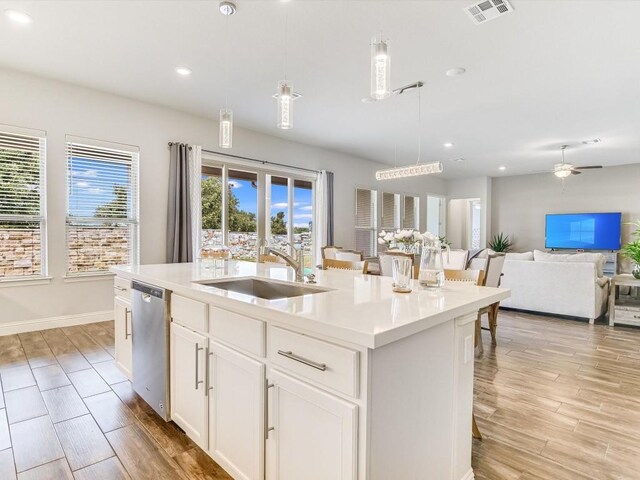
200;158;316;267
355;188;377;256
0;127;47;279
380;192;400;231
403;194;419;230
66;139;139;275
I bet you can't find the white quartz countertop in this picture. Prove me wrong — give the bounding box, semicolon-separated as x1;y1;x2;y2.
111;261;510;349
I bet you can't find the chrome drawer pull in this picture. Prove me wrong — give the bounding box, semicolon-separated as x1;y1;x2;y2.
124;309;131;339
277;350;327;371
265;382;274;440
114;286;126;291
195;344;204;390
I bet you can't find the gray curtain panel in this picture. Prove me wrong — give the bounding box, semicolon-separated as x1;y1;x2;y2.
326;171;334;245
167;143;193;263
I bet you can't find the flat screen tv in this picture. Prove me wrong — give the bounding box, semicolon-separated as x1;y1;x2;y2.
545;212;621;250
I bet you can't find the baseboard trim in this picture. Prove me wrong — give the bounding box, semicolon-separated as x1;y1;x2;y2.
0;310;113;336
459;468;475;480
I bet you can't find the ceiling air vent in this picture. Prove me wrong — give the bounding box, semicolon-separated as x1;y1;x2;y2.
465;0;513;25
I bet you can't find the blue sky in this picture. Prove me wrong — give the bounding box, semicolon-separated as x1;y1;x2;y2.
231;178;312;228
68;158;129;217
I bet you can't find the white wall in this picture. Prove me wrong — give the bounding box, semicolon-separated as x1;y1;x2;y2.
491;164;640;270
446;177;492;249
0;68;446;324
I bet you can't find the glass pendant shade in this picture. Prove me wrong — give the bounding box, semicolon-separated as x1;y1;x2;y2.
554;165;573;178
276;81;293;130
375;162;443;181
219;108;233;149
371;36;390;100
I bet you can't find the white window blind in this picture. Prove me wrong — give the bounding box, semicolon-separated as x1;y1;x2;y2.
355;188;377;256
403;195;419;230
380;192;399;230
0;127;47;279
66;139;139;275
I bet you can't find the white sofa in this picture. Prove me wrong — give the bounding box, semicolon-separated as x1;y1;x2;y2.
500;250;609;323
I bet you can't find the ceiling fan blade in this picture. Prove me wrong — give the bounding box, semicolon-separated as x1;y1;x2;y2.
570;170;582;175
574;165;603;170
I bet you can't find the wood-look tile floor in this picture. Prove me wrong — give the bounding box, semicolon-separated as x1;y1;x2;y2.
2;314;640;479
472;310;640;480
0;323;232;480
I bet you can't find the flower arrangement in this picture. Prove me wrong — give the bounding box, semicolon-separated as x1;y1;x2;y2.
378;229;422;247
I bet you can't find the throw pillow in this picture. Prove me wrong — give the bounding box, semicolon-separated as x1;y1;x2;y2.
533;250;604;277
505;252;534;261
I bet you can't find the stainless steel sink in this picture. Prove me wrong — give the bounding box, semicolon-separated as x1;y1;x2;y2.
196;278;331;300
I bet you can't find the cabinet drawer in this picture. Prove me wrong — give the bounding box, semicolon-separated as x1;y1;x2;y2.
113;277;131;300
171;294;208;332
209;306;265;357
268;326;359;397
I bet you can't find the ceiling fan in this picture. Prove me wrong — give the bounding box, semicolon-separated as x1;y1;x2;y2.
552;145;602;178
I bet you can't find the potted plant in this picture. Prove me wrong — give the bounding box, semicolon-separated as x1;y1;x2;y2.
621;221;640;279
488;232;513;253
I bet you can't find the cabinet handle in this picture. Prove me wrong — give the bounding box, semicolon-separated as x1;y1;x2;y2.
204;347;213;396
265;382;274;440
114;286;126;292
277;350;327;371
124;309;131;339
194;344;204;391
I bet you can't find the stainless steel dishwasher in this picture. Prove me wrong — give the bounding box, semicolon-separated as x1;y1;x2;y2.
131;280;170;421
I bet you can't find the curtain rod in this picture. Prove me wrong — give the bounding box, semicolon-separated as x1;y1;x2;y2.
168;142;319;174
202;149;320;174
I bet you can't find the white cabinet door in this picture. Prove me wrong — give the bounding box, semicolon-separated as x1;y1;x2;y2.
170;322;208;449
114;296;132;379
209;341;265;480
266;369;358;480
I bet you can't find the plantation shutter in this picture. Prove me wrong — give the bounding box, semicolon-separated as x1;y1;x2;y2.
380;192;398;230
355;188;377;256
66;139;139;275
0;127;46;278
403;195;419;230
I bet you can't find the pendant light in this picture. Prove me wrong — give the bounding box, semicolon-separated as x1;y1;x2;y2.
273;3;300;129
376;82;444;180
371;33;391;100
219;1;235;149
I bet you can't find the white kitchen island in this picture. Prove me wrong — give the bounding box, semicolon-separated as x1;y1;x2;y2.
111;261;509;480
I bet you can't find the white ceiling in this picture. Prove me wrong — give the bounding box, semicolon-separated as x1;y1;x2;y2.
1;0;640;179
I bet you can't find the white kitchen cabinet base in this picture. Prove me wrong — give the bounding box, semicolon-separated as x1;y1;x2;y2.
266;369;358;480
170;322;208;449
114;296;132;379
209;341;265;480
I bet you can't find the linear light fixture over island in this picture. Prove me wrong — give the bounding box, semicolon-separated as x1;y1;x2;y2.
376;161;443;180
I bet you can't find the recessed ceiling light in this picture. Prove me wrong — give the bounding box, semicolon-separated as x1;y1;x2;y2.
582;138;601;145
175;67;192;76
5;9;33;24
453;158;465;163
498;166;506;171
446;67;466;77
443;142;454;148
219;1;237;16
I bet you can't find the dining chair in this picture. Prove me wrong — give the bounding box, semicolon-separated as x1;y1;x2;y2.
321;245;342;260
476;253;506;352
323;258;368;274
444;269;483;285
335;249;364;262
378;251;415;277
443;249;469;270
258;254;287;264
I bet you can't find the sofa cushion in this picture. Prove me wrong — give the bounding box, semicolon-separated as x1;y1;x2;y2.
506;251;534;261
533;250;604;277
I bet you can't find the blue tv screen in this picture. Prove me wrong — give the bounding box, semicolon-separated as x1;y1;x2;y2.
545;212;621;250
